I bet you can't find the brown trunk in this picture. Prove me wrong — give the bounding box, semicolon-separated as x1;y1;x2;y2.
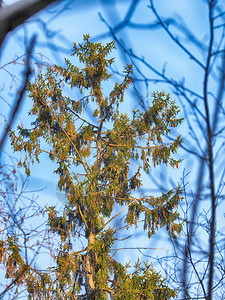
84;232;96;299
97;133;102;167
83;127;102;298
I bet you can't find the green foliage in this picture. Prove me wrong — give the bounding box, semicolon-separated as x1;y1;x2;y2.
113;260;177;299
10;34;183;299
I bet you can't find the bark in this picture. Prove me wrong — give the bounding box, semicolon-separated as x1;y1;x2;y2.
0;0;60;47
83;128;102;298
84;232;96;299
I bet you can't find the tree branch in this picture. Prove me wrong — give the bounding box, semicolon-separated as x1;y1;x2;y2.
0;35;36;152
0;0;60;47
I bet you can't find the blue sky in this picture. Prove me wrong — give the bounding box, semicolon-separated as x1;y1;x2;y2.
0;0;203;258
1;0;225;297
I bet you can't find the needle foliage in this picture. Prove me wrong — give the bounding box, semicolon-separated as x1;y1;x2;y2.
10;35;183;299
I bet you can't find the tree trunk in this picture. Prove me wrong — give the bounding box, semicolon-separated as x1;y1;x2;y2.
84;232;96;299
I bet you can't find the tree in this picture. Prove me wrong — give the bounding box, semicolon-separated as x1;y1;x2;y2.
0;0;69;152
10;35;183;299
0;37;50;299
0;2;92;298
98;0;225;298
0;158;48;299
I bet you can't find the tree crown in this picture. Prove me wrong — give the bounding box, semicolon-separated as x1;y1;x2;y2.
10;34;183;299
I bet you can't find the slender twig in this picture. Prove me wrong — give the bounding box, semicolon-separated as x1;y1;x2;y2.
0;35;36;151
204;2;216;298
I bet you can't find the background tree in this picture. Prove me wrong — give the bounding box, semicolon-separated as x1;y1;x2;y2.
0;155;50;299
0;2;74;297
10;35;183;299
0;0;70;151
98;0;225;299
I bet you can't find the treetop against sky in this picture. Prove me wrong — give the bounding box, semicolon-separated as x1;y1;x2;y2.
7;34;184;298
1;0;224;298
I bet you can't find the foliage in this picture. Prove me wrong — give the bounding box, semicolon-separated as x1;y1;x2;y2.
110;259;177;300
10;35;183;299
0;158;47;298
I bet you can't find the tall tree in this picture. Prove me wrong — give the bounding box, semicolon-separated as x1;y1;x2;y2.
100;0;225;298
10;35;183;299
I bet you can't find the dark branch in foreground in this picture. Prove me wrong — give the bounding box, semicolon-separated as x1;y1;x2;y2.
0;35;36;152
0;0;59;47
